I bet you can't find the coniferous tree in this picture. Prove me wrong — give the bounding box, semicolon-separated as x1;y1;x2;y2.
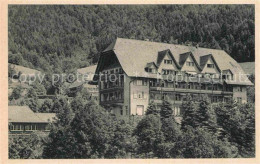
133;114;164;158
196;97;218;133
160;100;173;118
181;95;198;130
146;101;159;116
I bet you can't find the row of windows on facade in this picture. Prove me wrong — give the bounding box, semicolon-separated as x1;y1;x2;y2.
101;67;124;75
100;91;123;102
161;70;221;79
100;78;241;92
151;81;236;92
9;124;49;131
150;93;233;103
164;59;214;68
100;79;124;89
148;69;232;80
100;78;238;92
115;105;181;116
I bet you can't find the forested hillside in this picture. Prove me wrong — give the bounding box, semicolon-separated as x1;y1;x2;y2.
8;5;254;74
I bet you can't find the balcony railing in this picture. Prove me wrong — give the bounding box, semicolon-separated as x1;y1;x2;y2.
150;87;232;95
100;86;124;92
151;99;183;105
100;99;124;105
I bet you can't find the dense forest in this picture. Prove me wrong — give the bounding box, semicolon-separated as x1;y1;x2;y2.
8;5;254;74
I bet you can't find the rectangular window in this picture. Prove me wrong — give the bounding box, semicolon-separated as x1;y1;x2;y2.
134;79;147;86
120;109;123;115
212;96;218;103
9;125;14;131
138;92;142;99
207;64;215;68
101;94;104;102
175;94;181;101
162;69;174;75
118;92;122;99
174;107;181;116
134;91;146;99
133;91;138;99
237;97;242;103
186;62;195;66
136;80;142;85
164;59;173;64
109;93;114;100
143;79;147;86
213;84;218;90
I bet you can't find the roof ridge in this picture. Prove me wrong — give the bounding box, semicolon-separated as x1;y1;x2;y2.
116;37;225;52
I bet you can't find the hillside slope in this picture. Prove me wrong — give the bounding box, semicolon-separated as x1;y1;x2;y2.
8;5;254;74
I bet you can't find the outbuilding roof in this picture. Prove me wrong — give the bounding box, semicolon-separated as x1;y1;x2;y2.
35;113;56;122
77;65;97;75
99;38;253;85
9;106;56;123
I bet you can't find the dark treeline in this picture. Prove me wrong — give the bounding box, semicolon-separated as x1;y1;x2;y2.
8;5;254;74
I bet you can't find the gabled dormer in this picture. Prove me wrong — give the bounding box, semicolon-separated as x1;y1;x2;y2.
145;62;157;74
222;69;233;80
200;54;221;74
156;49;180;75
179;52;201;73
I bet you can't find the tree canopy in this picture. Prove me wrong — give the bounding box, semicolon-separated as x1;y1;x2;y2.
9;5;254;74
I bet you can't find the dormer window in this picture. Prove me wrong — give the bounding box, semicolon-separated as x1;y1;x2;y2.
162;69;175;75
164;59;173;64
147;68;155;73
207;64;215;68
145;62;157;74
222;74;233;80
186;62;195;66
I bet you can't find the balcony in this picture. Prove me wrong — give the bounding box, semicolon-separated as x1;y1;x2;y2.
100;86;124;92
221;91;233;95
150;87;229;95
100;99;124;105
150;99;182;105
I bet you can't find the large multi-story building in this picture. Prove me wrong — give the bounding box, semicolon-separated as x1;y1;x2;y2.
94;38;253;117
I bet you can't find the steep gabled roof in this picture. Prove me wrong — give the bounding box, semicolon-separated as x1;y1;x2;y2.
97;38;252;85
239;62;255;75
179;51;201;71
157;49;180;69
200;54;221;72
